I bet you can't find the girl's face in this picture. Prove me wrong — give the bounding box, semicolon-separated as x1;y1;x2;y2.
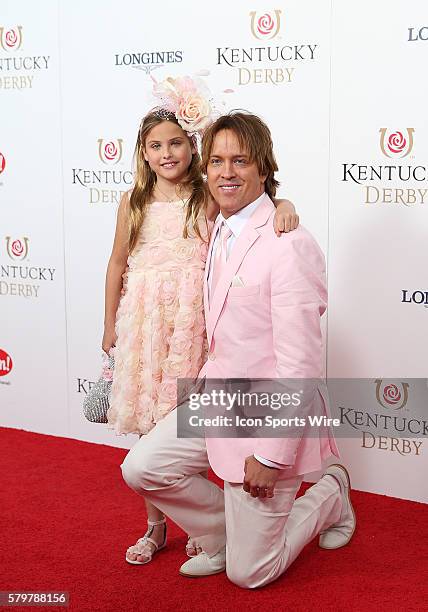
143;120;195;183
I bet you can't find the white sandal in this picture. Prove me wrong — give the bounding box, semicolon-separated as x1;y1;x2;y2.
125;518;167;565
185;537;202;558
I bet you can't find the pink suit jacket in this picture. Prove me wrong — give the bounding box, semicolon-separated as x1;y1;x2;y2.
200;195;339;482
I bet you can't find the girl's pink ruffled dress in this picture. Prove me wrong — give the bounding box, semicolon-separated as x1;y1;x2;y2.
107;200;209;435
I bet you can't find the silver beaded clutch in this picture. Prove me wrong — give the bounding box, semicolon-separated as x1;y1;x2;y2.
83;351;115;424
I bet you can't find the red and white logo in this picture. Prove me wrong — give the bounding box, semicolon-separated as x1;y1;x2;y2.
98;139;123;165
0;26;23;52
0;152;5;174
375;379;409;410
5;236;29;260
0;349;13;376
379;128;414;158
249;10;281;40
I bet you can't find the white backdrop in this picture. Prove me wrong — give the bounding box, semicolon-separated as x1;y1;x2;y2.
1;0;427;502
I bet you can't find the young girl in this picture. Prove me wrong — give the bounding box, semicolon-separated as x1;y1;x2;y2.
102;76;299;565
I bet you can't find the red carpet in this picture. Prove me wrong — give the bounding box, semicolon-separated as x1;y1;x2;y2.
1;427;427;612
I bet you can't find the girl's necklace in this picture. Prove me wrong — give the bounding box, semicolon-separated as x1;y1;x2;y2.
156;184;180;203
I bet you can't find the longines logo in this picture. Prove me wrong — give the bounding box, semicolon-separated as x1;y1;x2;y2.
408;26;428;42
6;236;29;260
402;289;428;308
0;347;13;385
0;235;56;299
72;138;132;204
374;379;409;410
342;128;427;206
0;25;50;90
114;50;183;74
338;379;424;456
249;10;281;40
217;9;318;87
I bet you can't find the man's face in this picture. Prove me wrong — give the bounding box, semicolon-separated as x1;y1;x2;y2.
206;129;266;218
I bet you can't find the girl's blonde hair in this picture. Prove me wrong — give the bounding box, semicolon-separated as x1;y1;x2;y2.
128;110;208;253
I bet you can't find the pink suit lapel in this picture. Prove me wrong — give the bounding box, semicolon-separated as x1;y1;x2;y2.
205;196;274;346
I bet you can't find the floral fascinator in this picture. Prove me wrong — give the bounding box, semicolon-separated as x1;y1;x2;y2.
151;73;219;136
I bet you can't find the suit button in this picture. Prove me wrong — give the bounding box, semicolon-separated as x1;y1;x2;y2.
209;352;216;361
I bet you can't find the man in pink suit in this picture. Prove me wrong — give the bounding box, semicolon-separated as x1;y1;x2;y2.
122;111;356;587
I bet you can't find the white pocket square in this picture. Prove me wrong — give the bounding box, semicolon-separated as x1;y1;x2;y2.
231;275;245;287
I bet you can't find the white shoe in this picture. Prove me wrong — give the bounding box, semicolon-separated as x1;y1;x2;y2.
179;547;226;577
319;464;356;549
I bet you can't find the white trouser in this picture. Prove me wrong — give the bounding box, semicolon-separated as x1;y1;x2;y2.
121;409;342;589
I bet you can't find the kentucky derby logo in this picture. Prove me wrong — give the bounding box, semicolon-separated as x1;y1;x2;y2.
0;152;5;174
6;236;29;261
0;348;13;376
98;139;123;165
379;128;414;158
0;26;23;51
375;379;409;410
249;10;281;40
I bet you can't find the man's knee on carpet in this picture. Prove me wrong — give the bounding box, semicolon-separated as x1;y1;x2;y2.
226;558;279;589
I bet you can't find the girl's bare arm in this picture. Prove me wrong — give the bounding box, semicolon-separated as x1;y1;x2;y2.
102;193;129;352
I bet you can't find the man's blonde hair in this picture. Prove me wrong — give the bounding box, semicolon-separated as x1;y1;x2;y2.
201;110;280;199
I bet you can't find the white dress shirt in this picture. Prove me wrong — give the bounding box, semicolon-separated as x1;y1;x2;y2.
207;193;265;295
207;193;287;471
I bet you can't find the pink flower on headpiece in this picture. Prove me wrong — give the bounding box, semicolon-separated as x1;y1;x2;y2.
177;93;212;132
152;75;214;135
